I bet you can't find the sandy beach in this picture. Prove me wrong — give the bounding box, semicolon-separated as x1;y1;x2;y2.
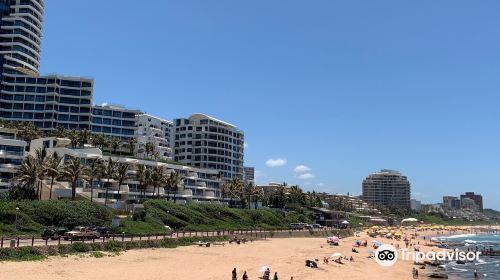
0;228;455;280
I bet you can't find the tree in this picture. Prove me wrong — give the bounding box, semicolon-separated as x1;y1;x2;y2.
78;129;91;147
136;164;150;200
103;158;116;205
166;170;183;202
289;185;305;206
115;162;130;197
67;129;80;149
15;155;40;200
126;138;137;156
85;158;103;202
220;181;230;205
150;166;166;198
254;187;264;209
62;158;85;200
34;148;48;200
109;137;120;154
50;125;67;138
91;134;106;150
17;122;41;148
243;182;255;209
45;152;63;199
145;142;155;158
228;177;243;207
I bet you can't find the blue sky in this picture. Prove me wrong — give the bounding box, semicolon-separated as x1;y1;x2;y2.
42;1;500;209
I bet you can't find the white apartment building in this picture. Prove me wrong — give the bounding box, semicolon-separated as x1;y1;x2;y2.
172;114;244;180
135;114;173;161
91;103;141;142
0;127;26;192
29;137;224;205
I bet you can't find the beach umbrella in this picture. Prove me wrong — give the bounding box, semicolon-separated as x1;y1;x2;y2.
259;266;270;273
341;220;349;224
327;236;340;242
331;252;342;258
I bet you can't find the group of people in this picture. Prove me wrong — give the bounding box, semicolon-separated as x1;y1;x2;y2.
232;268;281;280
411;267;419;279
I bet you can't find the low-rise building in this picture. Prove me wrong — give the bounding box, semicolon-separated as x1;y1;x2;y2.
0;127;26;192
410;199;422;211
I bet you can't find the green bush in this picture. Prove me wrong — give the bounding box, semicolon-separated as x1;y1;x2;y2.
71;242;89;253
104;240;123;253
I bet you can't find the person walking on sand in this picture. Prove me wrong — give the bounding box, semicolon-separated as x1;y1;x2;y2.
273;272;279;280
232;268;237;280
415;269;418;279
474;269;479;279
242;271;248;280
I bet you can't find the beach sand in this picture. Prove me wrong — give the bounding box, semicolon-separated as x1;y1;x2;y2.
0;229;447;280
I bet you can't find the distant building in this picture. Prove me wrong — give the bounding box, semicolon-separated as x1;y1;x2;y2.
172;114;244;180
410;199;422;211
0;127;26;192
362;169;411;209
443;196;461;209
460;192;483;212
135;114;173;160
243;166;254;183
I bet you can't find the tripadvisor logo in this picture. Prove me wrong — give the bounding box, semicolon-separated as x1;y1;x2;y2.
375;244;481;267
375;244;398;267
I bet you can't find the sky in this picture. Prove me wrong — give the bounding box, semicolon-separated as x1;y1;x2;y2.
41;1;500;209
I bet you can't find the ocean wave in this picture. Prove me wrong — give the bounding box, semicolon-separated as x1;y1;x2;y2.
439;234;477;239
451;267;468;272
464;239;477;244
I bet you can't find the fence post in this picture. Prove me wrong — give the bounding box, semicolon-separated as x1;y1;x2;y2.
31;237;34;246
102;236;105;243
58;236;61;245
45;238;48;246
183;231;185;238
139;234;142;241
148;233;151;240
122;233;125;242
16;237;20;247
1;237;3;248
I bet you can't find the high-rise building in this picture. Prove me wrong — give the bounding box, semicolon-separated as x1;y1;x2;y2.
243;166;254;183
443;196;461;209
460;192;483;212
91;104;140;141
135;113;173;160
172;114;244;180
362;169;411;209
410;199;422;211
0;0;95;130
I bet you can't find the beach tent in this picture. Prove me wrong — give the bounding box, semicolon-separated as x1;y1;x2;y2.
327;236;340;243
331;252;342;258
401;218;418;224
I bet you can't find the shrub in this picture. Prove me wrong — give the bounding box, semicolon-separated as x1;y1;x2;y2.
104;240;123;253
71;242;89;253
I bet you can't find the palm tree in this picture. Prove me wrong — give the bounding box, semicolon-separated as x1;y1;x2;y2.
34;148;48;200
145;142;155;158
17;122;41;148
103;158;116;205
78;129;91;147
85;158;103;202
126;138;137;156
67;129;80;149
166;170;183;202
220;181;230;205
91;134;106;150
228;177;243;208
254;187;264;209
62;158;85;200
136;164;149;200
114;162;130;197
50;125;67;138
109;137;121;154
15;155;40;199
150;166;166;198
45;152;63;199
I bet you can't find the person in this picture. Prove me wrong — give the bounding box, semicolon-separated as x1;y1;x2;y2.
232;268;237;280
242;271;248;280
415;269;418;279
350;256;354;262
412;267;416;279
273;272;279;280
474;269;478;279
263;268;271;280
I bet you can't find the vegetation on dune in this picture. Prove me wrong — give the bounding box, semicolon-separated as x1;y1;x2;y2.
0;200;111;235
116;200;313;232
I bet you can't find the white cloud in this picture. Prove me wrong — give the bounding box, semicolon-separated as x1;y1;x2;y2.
265;158;287;167
318;182;325;187
297;173;315;179
293;165;311;173
254;170;263;178
243;143;248;148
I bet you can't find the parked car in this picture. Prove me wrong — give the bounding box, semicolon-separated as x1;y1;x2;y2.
41;226;68;240
90;226;111;238
289;223;304;230
304;224;313;230
312;224;324;229
64;226;100;240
